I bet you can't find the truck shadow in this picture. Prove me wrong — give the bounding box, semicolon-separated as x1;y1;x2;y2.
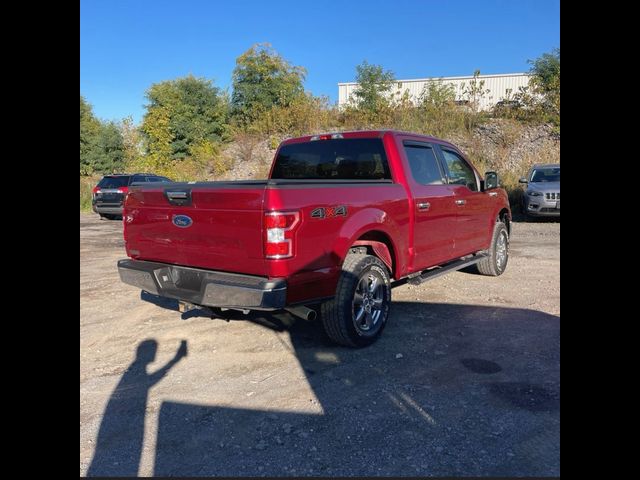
87;298;560;477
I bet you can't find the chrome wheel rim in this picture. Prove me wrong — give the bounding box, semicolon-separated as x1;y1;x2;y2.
352;272;385;335
496;231;508;268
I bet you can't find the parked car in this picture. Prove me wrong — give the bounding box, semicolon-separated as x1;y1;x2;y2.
118;131;511;347
519;164;560;219
92;173;172;219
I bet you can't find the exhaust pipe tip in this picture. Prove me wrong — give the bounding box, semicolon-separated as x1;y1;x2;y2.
285;306;317;322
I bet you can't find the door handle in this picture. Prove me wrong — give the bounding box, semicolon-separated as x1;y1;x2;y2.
455;199;466;205
488;191;498;197
417;202;430;211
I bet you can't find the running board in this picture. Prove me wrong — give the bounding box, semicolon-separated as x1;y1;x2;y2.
407;253;489;285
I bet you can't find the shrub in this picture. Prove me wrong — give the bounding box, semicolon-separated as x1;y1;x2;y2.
249;94;335;137
233;132;262;163
80;175;100;211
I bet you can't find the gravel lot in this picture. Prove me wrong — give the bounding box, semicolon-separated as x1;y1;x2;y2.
80;212;559;476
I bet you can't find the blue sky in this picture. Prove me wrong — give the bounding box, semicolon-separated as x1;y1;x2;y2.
80;0;559;124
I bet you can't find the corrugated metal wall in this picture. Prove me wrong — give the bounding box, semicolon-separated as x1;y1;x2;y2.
338;73;532;110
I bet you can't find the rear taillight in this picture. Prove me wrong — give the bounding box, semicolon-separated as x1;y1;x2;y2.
116;187;129;194
264;211;300;259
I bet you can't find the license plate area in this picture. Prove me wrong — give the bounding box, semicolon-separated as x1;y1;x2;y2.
153;266;206;292
168;267;205;291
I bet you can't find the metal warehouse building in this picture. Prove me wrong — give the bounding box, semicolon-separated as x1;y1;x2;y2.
338;72;532;111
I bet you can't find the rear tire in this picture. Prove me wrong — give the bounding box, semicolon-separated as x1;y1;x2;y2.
320;254;391;347
476;221;509;276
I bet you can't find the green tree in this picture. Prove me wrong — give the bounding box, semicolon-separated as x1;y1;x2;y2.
80;96;100;174
528;48;560;117
80;96;126;174
119;116;142;166
89;122;126;173
231;43;306;126
351;61;396;112
142;75;228;162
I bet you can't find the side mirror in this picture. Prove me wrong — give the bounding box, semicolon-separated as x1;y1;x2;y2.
518;177;528;184
484;171;499;190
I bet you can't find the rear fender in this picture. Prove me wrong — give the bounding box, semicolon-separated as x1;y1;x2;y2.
352;240;393;274
334;207;400;278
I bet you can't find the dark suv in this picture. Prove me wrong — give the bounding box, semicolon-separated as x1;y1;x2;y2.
92;173;172;219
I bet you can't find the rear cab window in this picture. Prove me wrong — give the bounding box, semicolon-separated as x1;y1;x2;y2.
271;138;391;180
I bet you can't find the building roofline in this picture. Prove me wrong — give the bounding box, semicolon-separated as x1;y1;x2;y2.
338;72;530;86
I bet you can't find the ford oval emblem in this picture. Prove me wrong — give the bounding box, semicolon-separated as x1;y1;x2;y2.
172;214;193;228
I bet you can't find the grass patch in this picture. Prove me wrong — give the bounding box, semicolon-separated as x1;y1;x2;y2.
80;176;99;212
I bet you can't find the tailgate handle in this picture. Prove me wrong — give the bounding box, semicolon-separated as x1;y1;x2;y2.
164;189;192;206
167;191;188;199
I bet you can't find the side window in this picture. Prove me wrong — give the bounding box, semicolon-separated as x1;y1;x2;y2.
403;143;444;185
131;175;146;184
441;149;478;192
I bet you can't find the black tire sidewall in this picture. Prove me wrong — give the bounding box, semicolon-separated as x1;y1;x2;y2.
338;256;391;347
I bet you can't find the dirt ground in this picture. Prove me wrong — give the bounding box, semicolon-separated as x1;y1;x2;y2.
80;212;559;476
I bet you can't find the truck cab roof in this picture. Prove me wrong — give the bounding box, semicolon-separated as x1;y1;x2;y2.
281;130;458;150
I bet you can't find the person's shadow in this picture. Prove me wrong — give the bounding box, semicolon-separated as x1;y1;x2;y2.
86;339;187;477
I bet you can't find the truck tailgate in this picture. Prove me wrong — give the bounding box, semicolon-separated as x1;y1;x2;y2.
123;182;267;277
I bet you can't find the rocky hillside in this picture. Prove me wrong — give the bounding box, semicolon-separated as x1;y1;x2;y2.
447;120;560;176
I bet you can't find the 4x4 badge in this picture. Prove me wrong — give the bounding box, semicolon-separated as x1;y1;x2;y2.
311;206;347;219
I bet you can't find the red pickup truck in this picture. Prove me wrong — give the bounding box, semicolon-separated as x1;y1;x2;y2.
118;130;511;347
